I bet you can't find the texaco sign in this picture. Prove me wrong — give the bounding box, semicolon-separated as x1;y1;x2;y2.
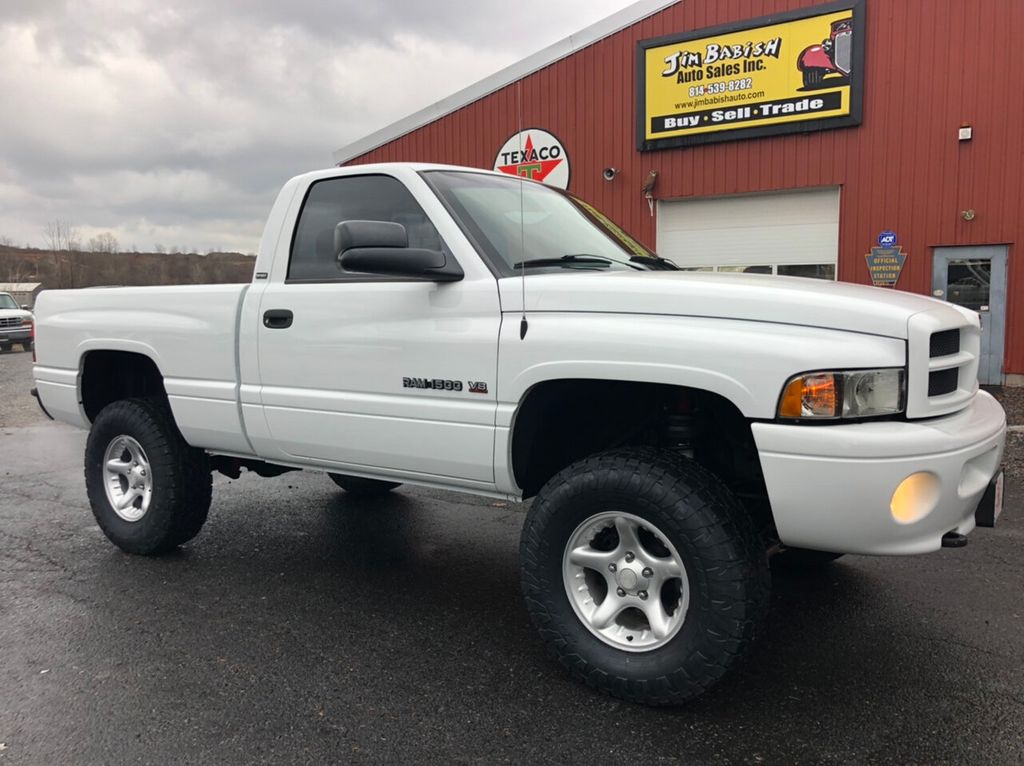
493;129;570;189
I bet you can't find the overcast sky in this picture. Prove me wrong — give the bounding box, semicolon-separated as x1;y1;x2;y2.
0;0;633;254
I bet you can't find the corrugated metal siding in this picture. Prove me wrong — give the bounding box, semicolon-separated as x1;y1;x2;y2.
346;0;1024;374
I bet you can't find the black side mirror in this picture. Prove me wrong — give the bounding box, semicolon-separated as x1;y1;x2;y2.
334;220;407;255
334;220;463;282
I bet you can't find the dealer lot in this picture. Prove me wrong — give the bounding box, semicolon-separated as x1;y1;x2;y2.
1;350;1022;764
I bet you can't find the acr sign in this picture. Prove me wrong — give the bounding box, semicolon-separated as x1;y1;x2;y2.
494;129;570;189
636;0;865;151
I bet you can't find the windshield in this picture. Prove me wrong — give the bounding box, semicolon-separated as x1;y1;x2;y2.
0;294;18;310
423;171;676;274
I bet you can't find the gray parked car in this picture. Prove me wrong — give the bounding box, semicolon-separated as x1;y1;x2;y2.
0;292;33;352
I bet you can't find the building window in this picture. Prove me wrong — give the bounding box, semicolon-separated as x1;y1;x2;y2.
678;263;835;280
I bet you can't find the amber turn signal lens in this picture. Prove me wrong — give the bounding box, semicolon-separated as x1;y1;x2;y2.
779;373;838;418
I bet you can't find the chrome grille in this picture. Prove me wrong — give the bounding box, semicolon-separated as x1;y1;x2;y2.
834;31;852;75
0;317;23;328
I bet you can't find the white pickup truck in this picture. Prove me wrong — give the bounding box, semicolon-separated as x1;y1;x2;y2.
32;164;1006;705
0;291;33;352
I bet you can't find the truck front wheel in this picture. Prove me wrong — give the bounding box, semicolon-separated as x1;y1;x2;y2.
84;398;212;555
520;448;770;706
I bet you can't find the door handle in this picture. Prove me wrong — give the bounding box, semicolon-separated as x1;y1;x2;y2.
263;309;293;329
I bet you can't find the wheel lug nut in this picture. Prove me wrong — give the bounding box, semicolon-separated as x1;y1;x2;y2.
616;588;626;597
624;552;635;563
608;563;616;572
638;591;648;600
642;567;653;578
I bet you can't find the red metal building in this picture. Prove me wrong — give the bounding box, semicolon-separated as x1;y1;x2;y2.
336;0;1024;384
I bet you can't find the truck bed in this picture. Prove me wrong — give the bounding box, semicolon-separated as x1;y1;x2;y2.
33;284;252;454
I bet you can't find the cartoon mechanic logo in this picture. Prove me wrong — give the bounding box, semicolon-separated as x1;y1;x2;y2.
797;17;853;90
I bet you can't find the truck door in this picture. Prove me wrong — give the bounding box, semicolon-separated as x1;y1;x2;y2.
252;172;501;486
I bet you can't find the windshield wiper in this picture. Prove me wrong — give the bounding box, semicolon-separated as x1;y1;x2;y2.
511;254;633;270
630;254;679;270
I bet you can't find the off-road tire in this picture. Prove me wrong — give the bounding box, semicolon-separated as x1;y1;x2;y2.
773;547;844;570
85;398;212;555
520;447;770;706
328;473;401;495
803;67;825;88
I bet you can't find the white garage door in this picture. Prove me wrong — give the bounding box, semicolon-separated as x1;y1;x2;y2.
656;187;840;280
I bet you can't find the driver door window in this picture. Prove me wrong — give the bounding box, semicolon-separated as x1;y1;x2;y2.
288;175;444;281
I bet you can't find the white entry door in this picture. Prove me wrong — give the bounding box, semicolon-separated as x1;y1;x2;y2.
932;246;1007;385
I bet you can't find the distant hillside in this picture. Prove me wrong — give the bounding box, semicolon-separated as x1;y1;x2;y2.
0;246;255;290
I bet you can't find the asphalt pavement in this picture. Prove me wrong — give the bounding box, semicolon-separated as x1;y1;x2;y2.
1;350;1022;764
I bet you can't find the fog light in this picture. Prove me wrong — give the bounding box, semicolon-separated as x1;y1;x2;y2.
890;472;941;525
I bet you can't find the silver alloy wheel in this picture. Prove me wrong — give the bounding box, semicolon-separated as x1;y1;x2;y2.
562;511;689;652
102;435;153;522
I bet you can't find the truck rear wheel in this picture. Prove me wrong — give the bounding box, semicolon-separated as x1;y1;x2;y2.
520;448;769;706
328;473;401;495
84;398;212;555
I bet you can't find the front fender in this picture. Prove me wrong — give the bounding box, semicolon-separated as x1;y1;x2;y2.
492;313;906;496
798;45;834;71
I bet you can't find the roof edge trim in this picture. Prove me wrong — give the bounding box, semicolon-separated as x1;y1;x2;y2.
333;0;678;164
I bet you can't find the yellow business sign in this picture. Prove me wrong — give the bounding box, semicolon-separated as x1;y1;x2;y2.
637;0;864;150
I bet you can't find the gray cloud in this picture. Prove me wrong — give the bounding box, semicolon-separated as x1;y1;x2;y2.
0;0;632;253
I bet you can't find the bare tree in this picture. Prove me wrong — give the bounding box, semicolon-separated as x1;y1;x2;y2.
43;219;80;253
153;243;166;254
0;235;14;248
2;258;34;283
43;219;83;287
88;232;120;253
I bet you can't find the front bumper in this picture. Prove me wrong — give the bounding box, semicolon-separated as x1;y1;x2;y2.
752;391;1006;555
0;326;30;343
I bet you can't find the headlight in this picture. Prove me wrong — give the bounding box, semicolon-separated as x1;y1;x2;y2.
778;369;905;420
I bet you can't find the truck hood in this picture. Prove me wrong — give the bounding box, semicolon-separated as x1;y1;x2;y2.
498;271;972;338
0;308;32;321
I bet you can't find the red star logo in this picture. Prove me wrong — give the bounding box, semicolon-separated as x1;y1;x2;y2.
497;135;563;183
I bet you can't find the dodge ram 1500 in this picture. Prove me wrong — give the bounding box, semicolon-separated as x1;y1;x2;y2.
32;164;1006;705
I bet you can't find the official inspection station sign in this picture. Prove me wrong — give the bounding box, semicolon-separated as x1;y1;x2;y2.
865;246;907;287
637;0;864;151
